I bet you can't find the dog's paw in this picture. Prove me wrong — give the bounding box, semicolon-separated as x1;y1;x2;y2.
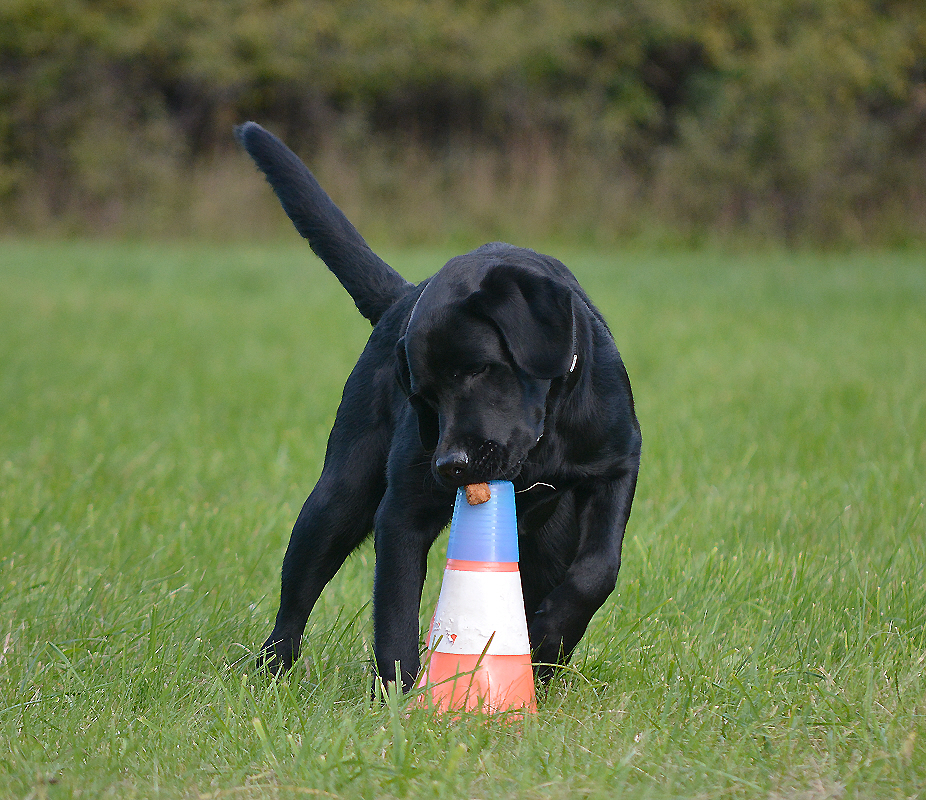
257;634;298;676
528;612;570;683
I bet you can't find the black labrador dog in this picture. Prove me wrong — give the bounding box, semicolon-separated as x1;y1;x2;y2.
236;122;641;692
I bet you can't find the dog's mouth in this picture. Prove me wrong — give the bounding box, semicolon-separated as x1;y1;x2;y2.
432;438;524;488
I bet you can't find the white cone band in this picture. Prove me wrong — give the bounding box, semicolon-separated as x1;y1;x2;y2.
428;568;531;655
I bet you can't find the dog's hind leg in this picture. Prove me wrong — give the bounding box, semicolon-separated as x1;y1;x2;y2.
259;469;384;675
259;475;381;675
259;405;390;676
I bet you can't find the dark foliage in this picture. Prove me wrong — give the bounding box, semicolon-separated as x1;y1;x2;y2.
1;0;924;243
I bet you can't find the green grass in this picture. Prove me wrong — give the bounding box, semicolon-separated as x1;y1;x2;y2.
1;239;924;799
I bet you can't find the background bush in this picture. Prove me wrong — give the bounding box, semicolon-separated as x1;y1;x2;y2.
2;0;925;244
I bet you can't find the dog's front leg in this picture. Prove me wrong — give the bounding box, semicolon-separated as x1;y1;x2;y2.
371;479;453;693
528;467;638;680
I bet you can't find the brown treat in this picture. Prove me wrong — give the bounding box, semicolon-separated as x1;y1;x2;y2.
465;483;491;505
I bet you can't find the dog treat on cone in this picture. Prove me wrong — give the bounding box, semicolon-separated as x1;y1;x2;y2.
465;483;491;505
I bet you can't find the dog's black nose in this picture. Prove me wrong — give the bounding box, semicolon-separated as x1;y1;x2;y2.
435;450;470;483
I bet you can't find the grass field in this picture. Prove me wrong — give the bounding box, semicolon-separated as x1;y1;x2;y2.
1;239;924;799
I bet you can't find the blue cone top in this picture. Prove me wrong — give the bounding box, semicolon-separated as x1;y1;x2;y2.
446;480;519;563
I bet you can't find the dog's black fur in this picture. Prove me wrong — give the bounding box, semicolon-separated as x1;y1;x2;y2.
236;122;641;691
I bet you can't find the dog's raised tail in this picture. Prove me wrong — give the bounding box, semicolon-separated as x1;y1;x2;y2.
235;121;411;326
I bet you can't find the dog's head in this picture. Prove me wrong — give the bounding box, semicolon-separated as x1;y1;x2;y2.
396;245;578;488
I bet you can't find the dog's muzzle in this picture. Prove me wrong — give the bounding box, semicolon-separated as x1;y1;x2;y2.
433;439;511;487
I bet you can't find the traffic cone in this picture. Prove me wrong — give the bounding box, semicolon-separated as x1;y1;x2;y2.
418;480;536;714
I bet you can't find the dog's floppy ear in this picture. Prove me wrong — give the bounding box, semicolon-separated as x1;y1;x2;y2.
395;337;439;451
469;265;576;379
408;395;439;452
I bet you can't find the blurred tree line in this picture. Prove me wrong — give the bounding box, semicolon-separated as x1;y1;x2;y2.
2;0;925;244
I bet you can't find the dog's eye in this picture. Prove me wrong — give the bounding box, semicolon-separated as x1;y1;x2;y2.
453;365;487;379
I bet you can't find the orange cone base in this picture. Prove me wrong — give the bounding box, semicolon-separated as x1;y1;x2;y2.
417;652;537;715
